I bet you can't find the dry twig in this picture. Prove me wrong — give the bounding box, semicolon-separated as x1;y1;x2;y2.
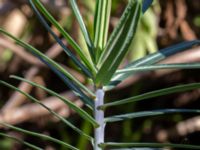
0;91;81;126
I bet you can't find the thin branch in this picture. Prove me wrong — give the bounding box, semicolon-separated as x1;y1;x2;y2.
2;67;39;111
0;37;65;67
0;38;41;66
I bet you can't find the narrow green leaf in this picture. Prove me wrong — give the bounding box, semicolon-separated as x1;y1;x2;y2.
10;75;99;128
0;81;93;142
98;0;134;65
105;40;200;90
0;123;78;150
95;1;142;85
93;0;111;62
69;0;95;62
76;121;92;150
105;109;200;123
29;0;93;78
31;0;97;75
0;28;95;107
142;0;153;13
43;62;94;108
115;63;200;75
99;142;200;149
93;0;99;31
0;132;43;150
123;40;200;69
100;83;200;109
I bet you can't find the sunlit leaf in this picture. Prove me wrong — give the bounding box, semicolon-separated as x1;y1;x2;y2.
93;0;112;62
69;0;95;62
96;0;142;85
115;63;200;75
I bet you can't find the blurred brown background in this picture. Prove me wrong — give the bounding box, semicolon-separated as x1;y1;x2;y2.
0;0;200;149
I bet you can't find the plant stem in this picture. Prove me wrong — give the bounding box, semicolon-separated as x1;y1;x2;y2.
94;89;105;150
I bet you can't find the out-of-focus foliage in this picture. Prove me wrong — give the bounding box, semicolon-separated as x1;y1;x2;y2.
129;1;158;61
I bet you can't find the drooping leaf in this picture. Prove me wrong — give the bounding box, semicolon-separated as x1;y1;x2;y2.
10;75;99;128
29;0;93;78
95;0;142;85
99;142;200;149
100;83;200;109
105;40;200;90
31;0;96;75
0;81;93;142
0;28;94;107
115;63;200;75
69;0;95;62
93;0;112;62
0;123;78;150
105;109;200;123
0;132;43;150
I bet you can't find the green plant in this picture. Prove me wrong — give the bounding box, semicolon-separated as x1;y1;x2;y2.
1;0;200;149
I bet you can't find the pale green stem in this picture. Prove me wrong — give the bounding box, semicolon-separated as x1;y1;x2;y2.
94;89;105;150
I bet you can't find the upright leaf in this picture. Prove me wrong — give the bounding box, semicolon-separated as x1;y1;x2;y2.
93;0;112;62
69;0;95;62
95;1;142;85
31;0;97;75
29;0;92;78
